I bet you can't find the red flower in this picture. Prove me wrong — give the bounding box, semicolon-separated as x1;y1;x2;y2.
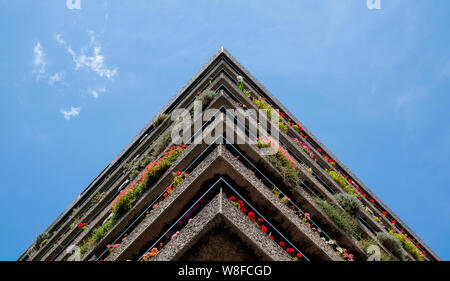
247;212;255;219
230;196;236;201
279;242;285;247
297;253;302;258
392;220;397;225
286;248;295;254
382;211;388;216
176;170;182;176
261;226;267;233
241;208;247;214
257;218;263;224
163;193;168;198
269;235;274;240
237;200;244;207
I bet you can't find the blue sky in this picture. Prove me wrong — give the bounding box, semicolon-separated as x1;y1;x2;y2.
0;0;449;261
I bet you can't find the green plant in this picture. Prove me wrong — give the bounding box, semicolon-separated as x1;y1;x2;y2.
315;198;358;237
112;146;185;221
334;193;361;218
153;113;168;128
360;239;393;261
149;129;173;159
77;145;187;257
79;217;116;256
90;191;105;206
389;229;424;261
292;124;302;134
196;90;217;107
70;217;80;230
376;232;406;261
327;170;358;197
256;138;302;188
268;152;303;188
123;128;174;181
127;155;156;181
252;96;288;133
35;232;50;250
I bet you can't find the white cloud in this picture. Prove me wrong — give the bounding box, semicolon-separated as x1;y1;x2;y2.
61;106;81;120
89;87;105;99
48;72;63;86
32;42;46;79
57;31;118;80
55;34;65;46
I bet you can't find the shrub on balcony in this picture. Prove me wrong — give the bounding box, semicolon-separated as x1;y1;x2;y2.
149;128;173;159
196;90;217;107
360;239;393;261
334;193;361;218
327;170;358;197
388;229;424;261
253;96;288;133
314;198;358;237
90;191;105;206
291;137;316;160
124;127;173;181
34;232;50;250
79;218;115;256
112;146;186;221
153;113;168;128
77;145;187;257
376;232;406;261
257;137;302;188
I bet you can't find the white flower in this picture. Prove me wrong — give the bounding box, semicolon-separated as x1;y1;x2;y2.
336;247;344;253
236;75;243;83
328;240;335;245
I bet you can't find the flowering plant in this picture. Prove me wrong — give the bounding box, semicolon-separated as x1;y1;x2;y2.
106;243;120;253
77;222;88;230
235;77;429;259
111;145;188;220
142;248;158;261
229;195;305;261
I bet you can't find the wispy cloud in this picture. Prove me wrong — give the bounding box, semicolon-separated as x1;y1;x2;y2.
61;106;81;120
56;31;118;80
48;72;63;86
32;42;46;79
55;34;65;47
89;87;106;99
